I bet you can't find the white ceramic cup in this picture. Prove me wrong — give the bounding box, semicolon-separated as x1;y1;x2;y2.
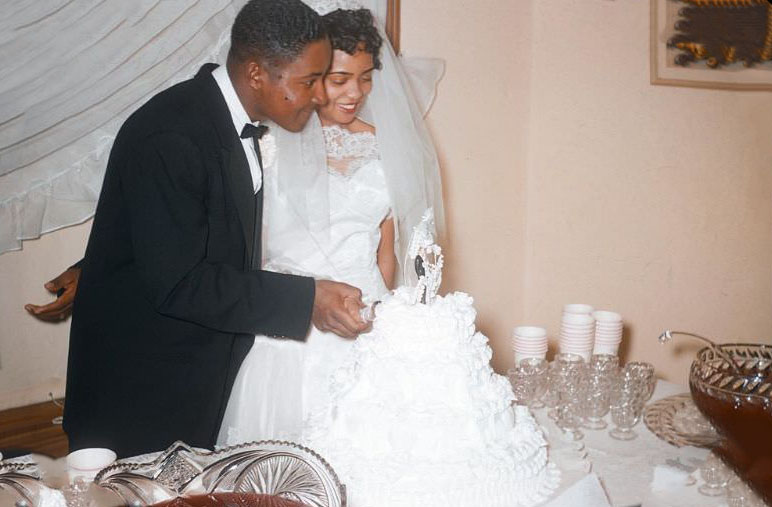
67;448;117;482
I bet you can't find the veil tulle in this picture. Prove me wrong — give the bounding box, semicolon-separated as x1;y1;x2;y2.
266;0;445;284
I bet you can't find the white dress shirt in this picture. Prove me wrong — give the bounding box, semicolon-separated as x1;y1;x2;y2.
212;65;263;193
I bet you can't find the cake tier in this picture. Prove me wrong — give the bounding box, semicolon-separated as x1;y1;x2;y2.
303;289;561;506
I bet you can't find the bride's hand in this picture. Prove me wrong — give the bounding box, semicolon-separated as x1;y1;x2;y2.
312;280;368;338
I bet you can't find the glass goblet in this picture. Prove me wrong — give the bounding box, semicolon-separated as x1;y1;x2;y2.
556;388;584;440
609;394;643;440
582;354;619;430
519;357;548;408
698;451;730;496
553;353;587;439
507;366;532;406
726;476;765;507
625;361;656;402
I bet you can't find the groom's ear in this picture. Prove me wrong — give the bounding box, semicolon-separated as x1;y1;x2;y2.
246;60;270;92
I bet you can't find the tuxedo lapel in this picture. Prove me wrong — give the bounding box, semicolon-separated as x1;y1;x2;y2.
223;146;256;265
194;64;255;267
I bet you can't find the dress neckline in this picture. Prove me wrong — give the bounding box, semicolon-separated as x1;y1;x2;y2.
322;124;379;178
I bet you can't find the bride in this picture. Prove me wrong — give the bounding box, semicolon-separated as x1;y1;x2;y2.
217;3;443;445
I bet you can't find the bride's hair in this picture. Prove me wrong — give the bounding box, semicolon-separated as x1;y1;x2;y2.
322;9;383;70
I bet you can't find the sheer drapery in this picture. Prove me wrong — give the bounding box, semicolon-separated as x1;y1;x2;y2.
0;0;442;256
0;0;246;254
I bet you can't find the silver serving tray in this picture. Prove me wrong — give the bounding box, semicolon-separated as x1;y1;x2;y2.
0;456;42;506
94;440;346;506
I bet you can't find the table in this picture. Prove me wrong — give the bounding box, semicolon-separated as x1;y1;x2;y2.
537;380;726;507
0;381;738;507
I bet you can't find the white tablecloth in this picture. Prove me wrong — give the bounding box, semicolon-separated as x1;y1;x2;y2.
538;380;725;507
9;381;733;507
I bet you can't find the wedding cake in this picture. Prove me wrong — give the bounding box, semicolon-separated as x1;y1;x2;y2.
304;211;560;507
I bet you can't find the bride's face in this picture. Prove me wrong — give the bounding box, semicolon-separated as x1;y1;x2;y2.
317;47;375;126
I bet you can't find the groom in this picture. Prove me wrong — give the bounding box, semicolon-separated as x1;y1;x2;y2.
63;0;368;458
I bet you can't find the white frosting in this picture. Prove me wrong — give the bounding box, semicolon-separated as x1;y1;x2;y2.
304;288;561;506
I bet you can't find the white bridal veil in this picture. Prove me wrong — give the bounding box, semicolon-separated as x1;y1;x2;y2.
0;0;444;271
272;0;445;282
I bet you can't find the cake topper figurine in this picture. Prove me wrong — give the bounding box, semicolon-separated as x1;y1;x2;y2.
406;208;443;305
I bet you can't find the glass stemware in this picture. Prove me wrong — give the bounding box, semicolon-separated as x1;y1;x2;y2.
61;477;91;507
625;361;656;402
520;357;548;408
508;366;531;406
583;354;619;430
553;353;587;440
609;366;645;440
508;358;549;408
698;451;730;497
726;476;766;507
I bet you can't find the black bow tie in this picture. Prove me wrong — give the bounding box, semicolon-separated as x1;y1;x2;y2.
240;123;269;140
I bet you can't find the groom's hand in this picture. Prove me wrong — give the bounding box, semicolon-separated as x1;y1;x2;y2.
312;280;368;338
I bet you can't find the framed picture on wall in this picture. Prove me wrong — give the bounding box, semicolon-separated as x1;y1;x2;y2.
650;0;772;91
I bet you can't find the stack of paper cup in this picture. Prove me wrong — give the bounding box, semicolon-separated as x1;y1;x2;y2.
512;326;548;363
592;310;623;355
563;304;594;317
559;305;595;361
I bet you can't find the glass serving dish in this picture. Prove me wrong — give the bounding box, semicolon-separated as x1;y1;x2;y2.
689;343;772;505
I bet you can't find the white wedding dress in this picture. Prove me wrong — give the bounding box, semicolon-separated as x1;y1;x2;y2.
218;125;392;446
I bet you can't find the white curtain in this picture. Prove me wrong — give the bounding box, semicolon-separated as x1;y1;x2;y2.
0;0;246;254
0;0;441;255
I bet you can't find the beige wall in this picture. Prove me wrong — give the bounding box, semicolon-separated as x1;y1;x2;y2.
1;0;771;409
0;222;90;410
402;0;772;384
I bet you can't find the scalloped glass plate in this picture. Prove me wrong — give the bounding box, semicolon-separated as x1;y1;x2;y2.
644;393;721;448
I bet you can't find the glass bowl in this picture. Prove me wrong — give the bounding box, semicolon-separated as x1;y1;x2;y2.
689;343;772;505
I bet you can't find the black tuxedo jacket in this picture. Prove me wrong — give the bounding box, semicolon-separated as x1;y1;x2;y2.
63;64;314;458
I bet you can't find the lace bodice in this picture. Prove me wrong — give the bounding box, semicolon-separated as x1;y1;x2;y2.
262;125;391;301
323;125;380;176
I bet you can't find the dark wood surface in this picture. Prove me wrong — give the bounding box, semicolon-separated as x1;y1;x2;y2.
0;399;68;458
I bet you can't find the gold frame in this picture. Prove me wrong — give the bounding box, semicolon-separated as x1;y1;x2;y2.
650;0;772;91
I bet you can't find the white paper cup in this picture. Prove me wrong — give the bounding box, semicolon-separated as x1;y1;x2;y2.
563;304;594;315
593;342;621;355
515;350;547;363
67;448;117;482
592;310;622;323
512;347;548;353
512;343;547;350
513;326;547;339
559;348;592;361
561;313;595;326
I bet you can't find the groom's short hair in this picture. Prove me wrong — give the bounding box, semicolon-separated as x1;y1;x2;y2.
230;0;328;68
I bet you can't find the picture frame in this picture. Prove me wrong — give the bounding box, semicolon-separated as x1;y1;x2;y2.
386;0;401;54
650;0;772;91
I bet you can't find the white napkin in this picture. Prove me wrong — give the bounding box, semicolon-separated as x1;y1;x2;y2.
650;463;693;492
544;473;611;507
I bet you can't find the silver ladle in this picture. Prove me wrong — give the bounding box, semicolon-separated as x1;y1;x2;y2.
658;330;742;375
